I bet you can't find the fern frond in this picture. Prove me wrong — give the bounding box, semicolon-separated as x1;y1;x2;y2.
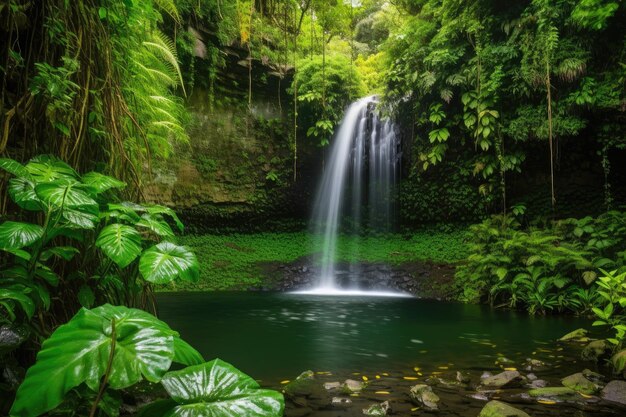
143;30;186;95
153;0;181;23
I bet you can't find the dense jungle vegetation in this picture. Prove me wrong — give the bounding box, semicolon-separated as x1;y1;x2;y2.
1;0;626;416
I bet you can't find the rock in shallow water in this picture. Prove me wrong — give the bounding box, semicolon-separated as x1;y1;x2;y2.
362;400;390;416
601;380;626;406
528;386;579;401
581;340;610;361
342;379;365;394
409;384;440;410
558;328;589;343
283;370;325;398
478;400;530;417
561;372;602;395
481;370;523;389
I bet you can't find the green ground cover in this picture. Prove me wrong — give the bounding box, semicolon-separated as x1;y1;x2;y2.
167;229;469;291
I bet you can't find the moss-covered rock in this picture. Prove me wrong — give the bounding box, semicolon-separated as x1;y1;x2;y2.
409;384;440;410
284;370;324;398
558;328;589;343
362;401;390;416
481;370;523;389
528;386;579;401
561;372;602;395
581;340;610;361
478;400;530;417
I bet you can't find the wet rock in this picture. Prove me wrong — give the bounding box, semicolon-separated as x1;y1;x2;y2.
601;380;626;406
284;371;325;398
558;328;589;343
324;382;341;390
362;400;390;416
0;325;28;355
528;387;579;401
481;371;493;379
331;397;352;409
526;373;537;381
342;379;365;394
409;384;440;410
481;371;523;389
581;340;610;361
478;400;530;417
561;372;602;395
528;379;547;389
582;368;605;384
456;371;471;384
524;358;546;371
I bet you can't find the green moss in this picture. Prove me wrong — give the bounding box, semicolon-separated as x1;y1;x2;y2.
161;228;468;291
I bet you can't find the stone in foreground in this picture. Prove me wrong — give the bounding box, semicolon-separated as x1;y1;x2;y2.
342;379;365;394
601;380;626;406
529;386;579;401
481;370;523;388
362;400;390;416
479;400;530;417
409;384;440;410
561;372;602;395
558;328;589;342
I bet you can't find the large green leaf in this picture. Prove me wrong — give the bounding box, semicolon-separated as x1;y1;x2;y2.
0;287;35;319
8;177;45;211
136;213;174;237
173;337;204;366
145;204;184;232
96;224;143;268
35;180;98;211
10;304;177;417
158;359;284;417
139;242;199;284
25;155;78;182
0;158;31;179
82;172;127;194
0;221;43;250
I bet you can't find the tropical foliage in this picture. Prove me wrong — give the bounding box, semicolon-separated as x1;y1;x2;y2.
9;304;283;417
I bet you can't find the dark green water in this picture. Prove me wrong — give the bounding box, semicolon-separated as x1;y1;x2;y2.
156;292;589;383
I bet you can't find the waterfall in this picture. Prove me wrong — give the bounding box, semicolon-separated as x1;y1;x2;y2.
308;96;399;293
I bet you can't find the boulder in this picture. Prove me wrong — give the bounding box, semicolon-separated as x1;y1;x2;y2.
581;340;610;361
561;372;602;395
558;328;589;343
409;384;440;410
362;401;390;416
601;380;626;406
481;371;523;389
0;325;28;355
283;371;325;398
342;379;365;394
478;400;530;417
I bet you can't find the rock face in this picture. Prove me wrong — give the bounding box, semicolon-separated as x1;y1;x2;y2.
561;372;602;395
409;384;440;410
601;380;626;405
478;400;530;417
481;371;523;389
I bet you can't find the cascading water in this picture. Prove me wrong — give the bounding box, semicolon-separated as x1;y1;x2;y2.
304;96;402;295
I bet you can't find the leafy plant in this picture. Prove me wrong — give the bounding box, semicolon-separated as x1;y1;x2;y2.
0;155;197;330
9;305;282;417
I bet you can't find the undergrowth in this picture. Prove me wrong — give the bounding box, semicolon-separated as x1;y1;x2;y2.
165;229;469;291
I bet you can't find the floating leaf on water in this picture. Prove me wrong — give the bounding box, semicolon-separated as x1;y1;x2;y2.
410;339;423;344
375;391;390;395
382;373;389;376
280;380;290;384
413;367;421;372
403;376;419;380
362;376;368;381
438;366;448;370
538;400;556;405
504;368;517;371
375;375;381;379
